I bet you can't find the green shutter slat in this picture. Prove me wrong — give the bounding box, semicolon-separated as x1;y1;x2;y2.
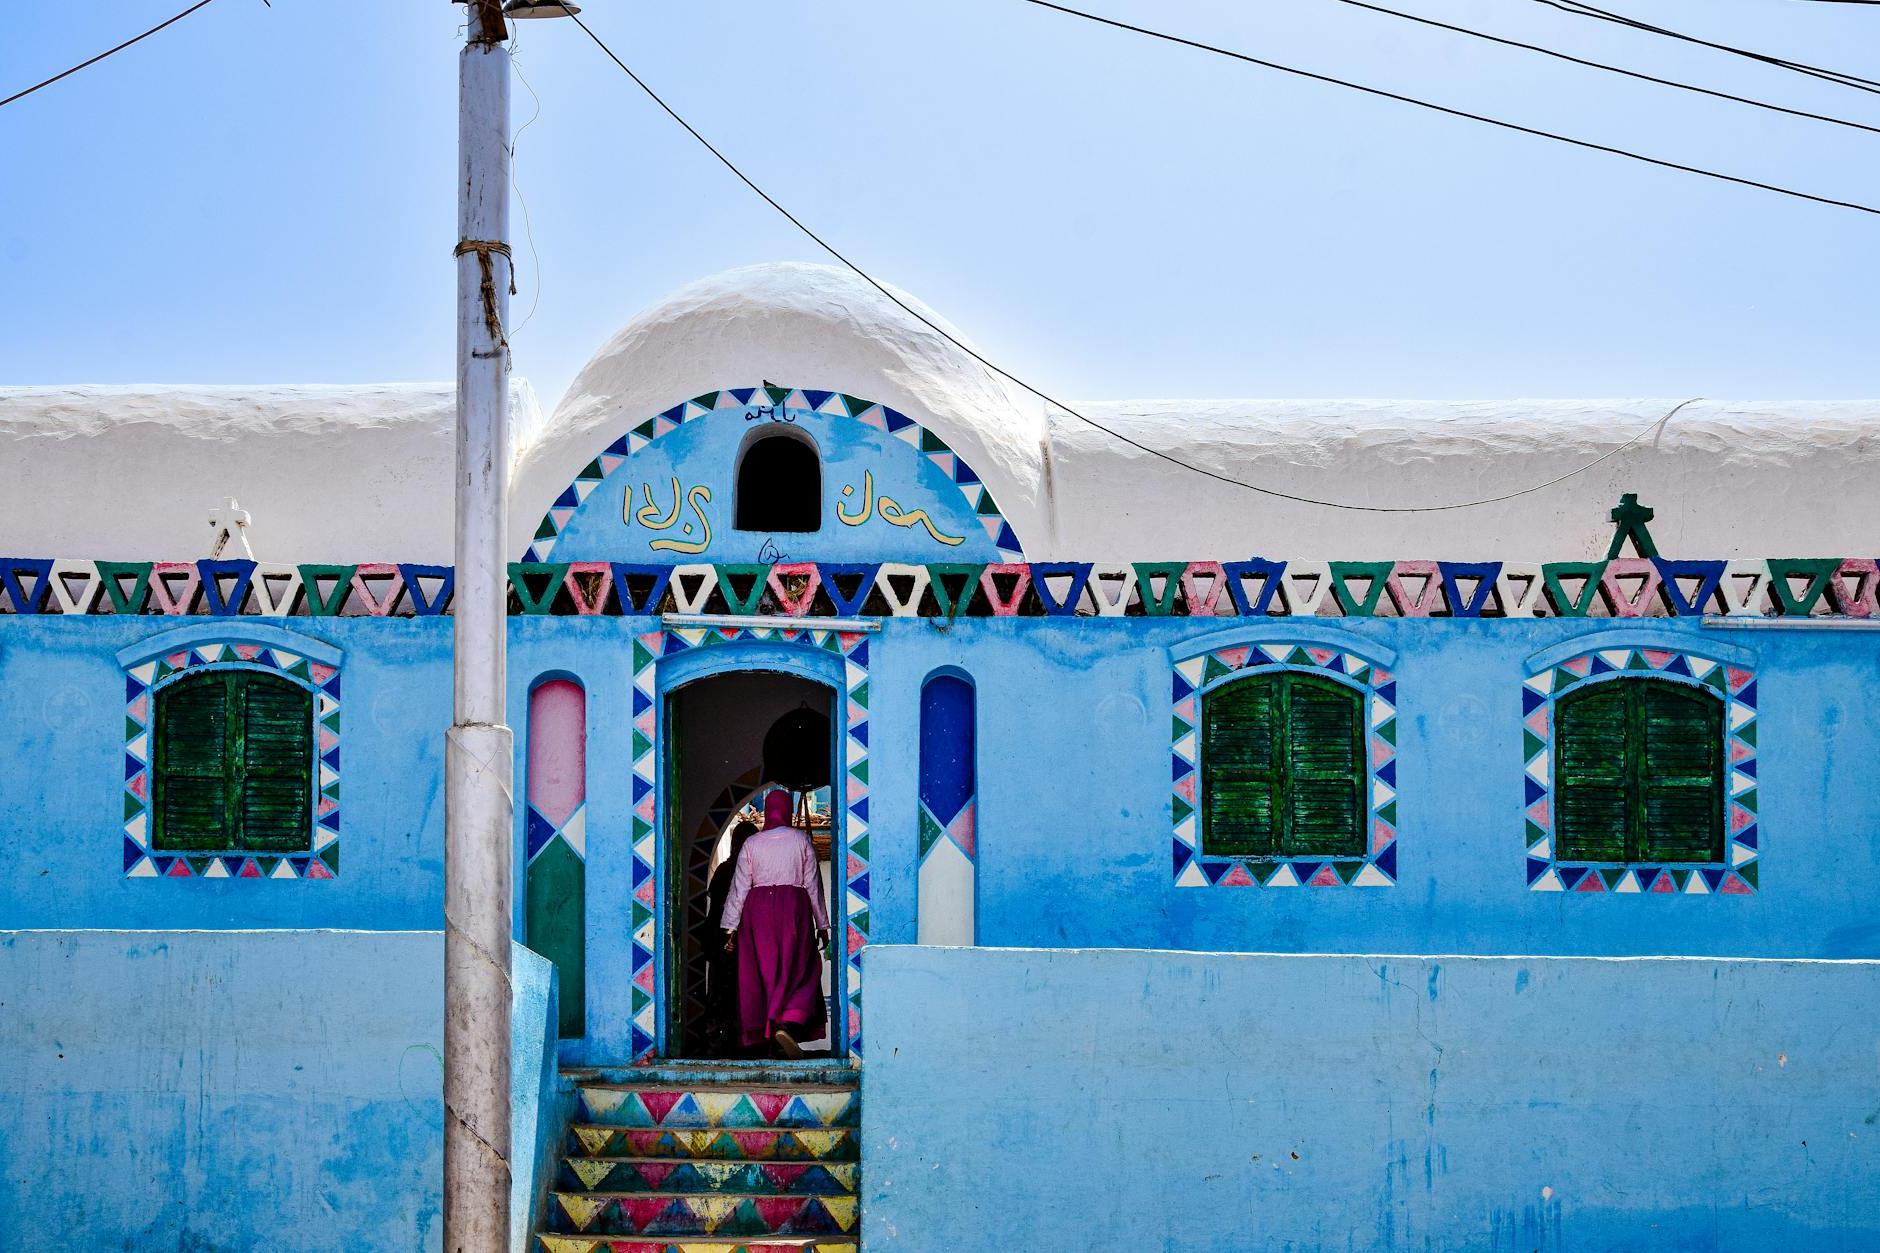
1201;676;1281;855
1639;683;1723;863
1554;683;1631;861
1283;677;1365;857
237;675;313;853
1203;780;1277;855
153;674;233;851
156;778;229;851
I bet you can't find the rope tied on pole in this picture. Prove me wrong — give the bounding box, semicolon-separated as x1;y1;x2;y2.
454;239;516;356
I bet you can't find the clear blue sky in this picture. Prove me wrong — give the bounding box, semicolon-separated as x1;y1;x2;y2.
3;0;1876;407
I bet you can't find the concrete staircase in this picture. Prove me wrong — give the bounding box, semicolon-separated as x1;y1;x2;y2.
535;1062;860;1253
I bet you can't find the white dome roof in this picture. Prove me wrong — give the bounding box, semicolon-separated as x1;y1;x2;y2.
510;262;1050;558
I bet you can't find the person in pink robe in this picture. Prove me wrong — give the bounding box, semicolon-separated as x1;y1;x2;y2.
721;789;830;1057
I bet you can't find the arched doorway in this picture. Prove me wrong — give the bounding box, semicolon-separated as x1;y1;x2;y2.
664;667;838;1058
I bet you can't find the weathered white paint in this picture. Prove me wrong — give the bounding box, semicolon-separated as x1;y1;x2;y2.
5;263;1876;564
446;8;513;1252
0;381;538;562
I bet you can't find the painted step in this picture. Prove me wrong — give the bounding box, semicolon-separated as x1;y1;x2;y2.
546;1192;858;1239
566;1125;859;1163
558;1158;857;1197
568;1062;857;1088
537;1236;854;1253
575;1085;858;1130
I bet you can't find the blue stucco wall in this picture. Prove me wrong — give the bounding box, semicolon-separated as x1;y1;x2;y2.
5;612;1879;1064
0;930;559;1253
862;945;1880;1252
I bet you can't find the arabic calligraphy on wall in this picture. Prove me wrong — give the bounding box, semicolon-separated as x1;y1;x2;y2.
626;478;714;555
621;469;965;554
838;470;964;547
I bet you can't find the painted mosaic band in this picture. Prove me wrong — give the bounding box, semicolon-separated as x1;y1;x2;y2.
523;385;1024;563
121;640;341;881
1523;646;1759;896
1170;639;1398;889
5;556;1871;620
630;626;871;1062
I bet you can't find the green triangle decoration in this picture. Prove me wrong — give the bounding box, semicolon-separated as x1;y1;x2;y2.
1541;561;1608;617
690;391;721;412
1132;562;1187;615
918;808;945;857
1329;562;1393;616
298;565;358;616
926;563;985;618
1739;862;1758;889
848;833;869;861
714;565;770;615
1201;655;1233;685
1767;558;1840;616
97;561;153;615
840;394;874;418
319;844;339;874
763;384;790;407
507;563;569;615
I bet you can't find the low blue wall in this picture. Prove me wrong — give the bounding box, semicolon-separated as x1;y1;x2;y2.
0;930;559;1253
862;946;1880;1252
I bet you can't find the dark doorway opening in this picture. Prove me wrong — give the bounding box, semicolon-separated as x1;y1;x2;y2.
665;669;837;1059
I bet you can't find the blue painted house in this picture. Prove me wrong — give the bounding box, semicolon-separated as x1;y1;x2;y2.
3;263;1878;1251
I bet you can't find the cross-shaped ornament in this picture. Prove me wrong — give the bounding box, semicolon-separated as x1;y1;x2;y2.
208;497;254;559
1605;493;1658;560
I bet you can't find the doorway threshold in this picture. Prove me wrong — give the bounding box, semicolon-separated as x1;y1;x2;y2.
566;1057;858;1087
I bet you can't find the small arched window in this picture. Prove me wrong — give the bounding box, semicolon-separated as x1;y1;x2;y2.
735;431;822;532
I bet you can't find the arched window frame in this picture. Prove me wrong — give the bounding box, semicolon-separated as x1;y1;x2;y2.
118;623;342;881
918;668;977;944
733;424;823;533
1170;628;1398;889
1523;633;1758;895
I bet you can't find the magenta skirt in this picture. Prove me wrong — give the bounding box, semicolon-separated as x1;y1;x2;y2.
737;885;827;1047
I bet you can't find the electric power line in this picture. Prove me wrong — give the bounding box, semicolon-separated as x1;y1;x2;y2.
566;11;1706;514
1020;0;1880;217
0;0;223;111
1533;0;1880;96
1332;0;1880;137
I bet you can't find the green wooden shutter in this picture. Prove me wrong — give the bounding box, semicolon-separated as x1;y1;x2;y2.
1282;675;1366;858
1555;684;1631;861
1556;679;1724;864
1201;676;1281;855
153;673;233;851
1637;682;1723;863
237;675;314;852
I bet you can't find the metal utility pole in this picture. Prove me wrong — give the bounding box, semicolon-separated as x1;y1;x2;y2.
446;1;513;1249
